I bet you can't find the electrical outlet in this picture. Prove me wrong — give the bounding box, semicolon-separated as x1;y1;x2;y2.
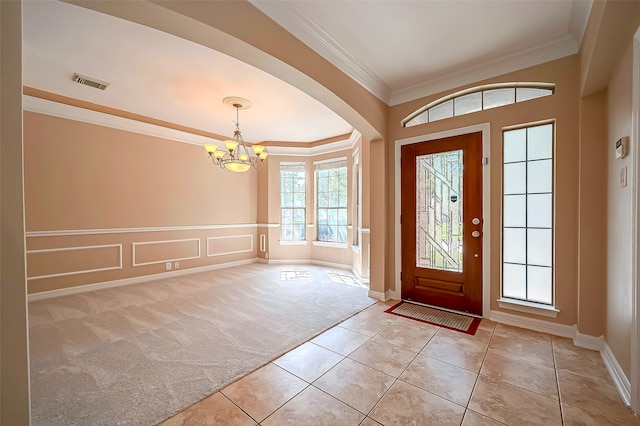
174;261;180;269
620;167;628;188
165;262;172;271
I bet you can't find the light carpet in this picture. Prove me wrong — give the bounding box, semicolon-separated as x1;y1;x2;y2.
28;263;375;426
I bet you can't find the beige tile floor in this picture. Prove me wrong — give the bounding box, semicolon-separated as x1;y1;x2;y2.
161;301;640;425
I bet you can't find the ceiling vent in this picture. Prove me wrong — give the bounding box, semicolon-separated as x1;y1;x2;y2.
72;73;109;90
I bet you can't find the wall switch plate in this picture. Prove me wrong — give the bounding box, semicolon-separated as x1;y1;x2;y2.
620;167;628;188
165;262;172;270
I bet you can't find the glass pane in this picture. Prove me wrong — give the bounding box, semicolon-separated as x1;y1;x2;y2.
503;263;526;299
317;192;329;207
318;208;328;224
528;194;552;228
338;209;347;225
416;150;463;272
528;124;553;160
503;162;526;194
293;208;305;224
293;193;305;207
528;228;552;266
528;160;552;193
327;209;337;225
281;193;293;207
528;266;552;304
454;93;482;116
281;225;292;241
293;225;306;241
318;224;329;241
405;111;428;127
281;209;293;224
503;228;526;264
504;129;526;163
503;195;526;227
337;226;347;243
483;88;515;109
516;87;552;102
428;100;454;122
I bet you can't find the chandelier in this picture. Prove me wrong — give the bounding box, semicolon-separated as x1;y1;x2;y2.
204;97;268;173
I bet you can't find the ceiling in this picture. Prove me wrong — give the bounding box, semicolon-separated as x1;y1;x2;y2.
22;0;592;145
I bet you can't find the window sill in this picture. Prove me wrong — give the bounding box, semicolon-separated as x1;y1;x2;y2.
497;298;560;318
279;240;308;246
312;241;348;249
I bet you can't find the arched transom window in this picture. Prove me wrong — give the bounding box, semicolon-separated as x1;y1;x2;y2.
402;83;555;127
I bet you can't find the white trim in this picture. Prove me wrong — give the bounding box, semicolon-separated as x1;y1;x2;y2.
206;235;254;257
573;333;604;351
279;240;308;246
132;238;201;266
26;223;260;237
306;224;315;228
367;289;397;301
602;341;632;406
257;223;280;228
23;95;220;146
259;234;266;252
265;259;352;271
488;309;576;338
360;228;370;234
248;1;390;103
312;241;348;249
351;245;360;254
394;123;491;316
351;267;369;285
496;298;559;318
26;244;123;280
631;24;640;415
313;156;348;166
267;130;361;157
27;258;257;302
390;36;578;105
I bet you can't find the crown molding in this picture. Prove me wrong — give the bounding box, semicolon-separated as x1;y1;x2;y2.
23;95;219;147
569;0;593;50
266;129;361;157
23;95;357;155
390;35;578;106
249;0;391;104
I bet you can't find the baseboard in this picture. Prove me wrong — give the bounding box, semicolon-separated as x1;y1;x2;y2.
574;332;604;351
266;258;352;270
28;258;258;302
367;290;398;301
488;310;576;338
351;268;369;284
602;342;632;406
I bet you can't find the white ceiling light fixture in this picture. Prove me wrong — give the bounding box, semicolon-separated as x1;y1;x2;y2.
204;97;268;173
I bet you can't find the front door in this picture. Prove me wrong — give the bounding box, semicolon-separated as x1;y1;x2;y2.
401;132;483;315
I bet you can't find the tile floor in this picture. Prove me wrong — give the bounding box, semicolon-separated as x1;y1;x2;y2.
161;301;640;425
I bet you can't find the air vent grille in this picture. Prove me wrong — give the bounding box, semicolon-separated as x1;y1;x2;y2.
72;73;109;90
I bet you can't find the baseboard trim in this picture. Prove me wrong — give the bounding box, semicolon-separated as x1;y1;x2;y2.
265;259;352;270
488;310;576;338
367;290;397;301
574;332;604;351
602;342;632;406
28;258;257;302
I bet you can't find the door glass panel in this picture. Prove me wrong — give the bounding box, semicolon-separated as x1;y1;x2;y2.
415;150;463;272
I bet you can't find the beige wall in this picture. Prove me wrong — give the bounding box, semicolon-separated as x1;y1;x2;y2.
24;112;258;294
1;0;31;423
577;90;607;337
606;40;633;379
388;56;580;324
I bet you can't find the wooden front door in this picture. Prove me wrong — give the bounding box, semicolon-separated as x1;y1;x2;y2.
401;132;483;315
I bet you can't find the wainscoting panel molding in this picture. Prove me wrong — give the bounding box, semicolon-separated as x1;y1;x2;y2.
27;244;122;280
132;239;201;266
206;235;254;257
